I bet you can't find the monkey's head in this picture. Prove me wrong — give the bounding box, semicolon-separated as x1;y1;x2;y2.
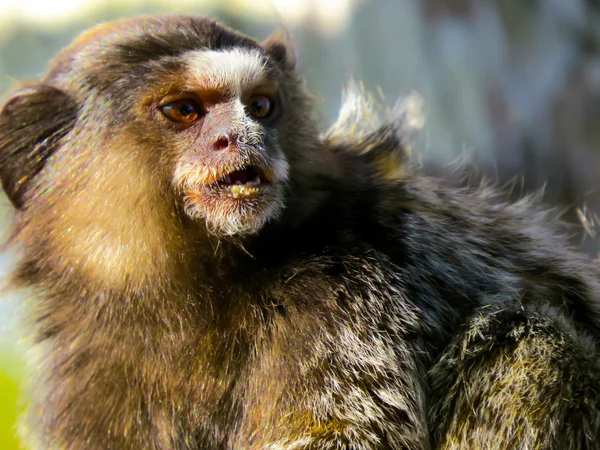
0;15;321;246
0;15;329;287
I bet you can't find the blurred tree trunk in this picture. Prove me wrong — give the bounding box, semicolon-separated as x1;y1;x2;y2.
331;0;600;255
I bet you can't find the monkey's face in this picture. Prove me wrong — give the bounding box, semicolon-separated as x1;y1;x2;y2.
155;49;290;236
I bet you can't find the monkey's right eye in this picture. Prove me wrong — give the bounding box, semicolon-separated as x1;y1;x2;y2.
160;99;202;123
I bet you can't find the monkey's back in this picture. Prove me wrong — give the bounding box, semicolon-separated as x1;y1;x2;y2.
224;174;600;449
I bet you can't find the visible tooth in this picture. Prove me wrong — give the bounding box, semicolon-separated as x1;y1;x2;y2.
247;175;260;186
234;180;243;185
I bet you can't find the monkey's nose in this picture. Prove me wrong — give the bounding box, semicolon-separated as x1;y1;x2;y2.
214;135;230;151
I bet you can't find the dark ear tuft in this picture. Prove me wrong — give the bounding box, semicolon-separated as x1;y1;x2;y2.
0;85;77;209
262;27;296;71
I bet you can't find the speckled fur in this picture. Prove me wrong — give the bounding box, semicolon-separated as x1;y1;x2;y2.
1;14;600;450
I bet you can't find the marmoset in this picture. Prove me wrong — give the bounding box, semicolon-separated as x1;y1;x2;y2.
1;14;599;450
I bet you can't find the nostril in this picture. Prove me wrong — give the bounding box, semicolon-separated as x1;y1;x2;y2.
214;136;229;151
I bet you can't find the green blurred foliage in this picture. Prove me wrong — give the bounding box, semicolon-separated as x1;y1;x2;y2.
0;353;23;450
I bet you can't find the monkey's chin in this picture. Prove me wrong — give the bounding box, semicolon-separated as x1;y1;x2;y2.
183;184;285;236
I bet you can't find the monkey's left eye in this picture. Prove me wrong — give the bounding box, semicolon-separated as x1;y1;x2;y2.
160;99;201;123
247;95;273;119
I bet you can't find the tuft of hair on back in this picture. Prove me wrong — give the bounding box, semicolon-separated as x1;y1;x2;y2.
322;81;424;183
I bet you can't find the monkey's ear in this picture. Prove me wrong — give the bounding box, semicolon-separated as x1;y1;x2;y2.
262;27;297;71
0;85;77;209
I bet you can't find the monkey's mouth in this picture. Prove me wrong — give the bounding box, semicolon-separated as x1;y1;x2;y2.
215;166;271;197
181;161;285;232
217;166;269;186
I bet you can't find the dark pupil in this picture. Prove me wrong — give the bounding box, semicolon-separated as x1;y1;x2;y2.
178;104;194;116
252;100;266;114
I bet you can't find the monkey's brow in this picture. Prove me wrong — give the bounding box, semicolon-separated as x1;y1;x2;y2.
184;49;275;95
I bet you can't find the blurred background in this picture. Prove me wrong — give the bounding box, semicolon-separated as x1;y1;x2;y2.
0;0;599;448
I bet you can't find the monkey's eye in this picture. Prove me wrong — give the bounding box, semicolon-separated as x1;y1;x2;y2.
247;95;273;119
160;99;201;123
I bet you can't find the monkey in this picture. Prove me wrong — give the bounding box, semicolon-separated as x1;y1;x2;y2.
1;13;600;450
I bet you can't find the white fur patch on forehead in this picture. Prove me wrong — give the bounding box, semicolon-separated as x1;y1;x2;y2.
186;48;270;95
